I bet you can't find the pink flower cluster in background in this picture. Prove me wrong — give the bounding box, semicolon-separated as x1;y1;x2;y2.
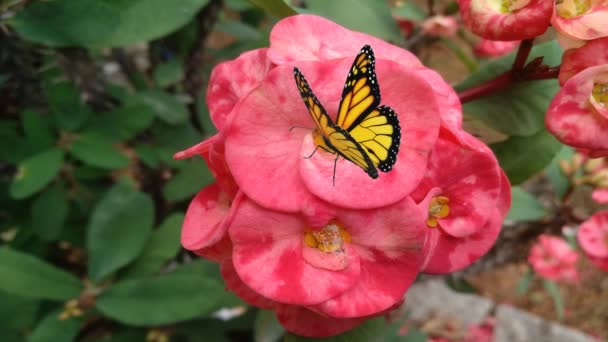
528;234;579;283
457;0;608;157
175;15;510;337
578;211;608;272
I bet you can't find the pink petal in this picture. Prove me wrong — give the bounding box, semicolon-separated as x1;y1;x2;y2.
181;184;243;251
412;133;503;237
221;259;276;309
275;305;365;337
592;188;608;203
421;207;503;274
528;235;579;283
473;39;520;58
552;2;608;41
207;48;273;131
269;14;422;68
559;37;608;85
546;64;608;155
459;0;553;40
314;197;425;317
414;69;463;132
587;254;608;272
577;210;608;258
298;59;440;209
421;15;459;37
194;235;232;262
229;199;361;305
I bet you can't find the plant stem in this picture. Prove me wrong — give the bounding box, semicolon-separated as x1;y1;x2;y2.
512;39;534;72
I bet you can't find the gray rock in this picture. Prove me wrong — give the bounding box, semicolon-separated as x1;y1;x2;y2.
404;278;494;326
494;305;597;342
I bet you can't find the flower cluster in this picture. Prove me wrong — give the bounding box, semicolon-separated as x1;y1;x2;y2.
458;0;608;157
578;210;608;272
176;15;510;337
528;234;579;283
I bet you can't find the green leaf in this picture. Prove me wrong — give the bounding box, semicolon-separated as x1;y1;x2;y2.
0;248;82;300
284;318;388;342
31;182;69;241
153;60;184;88
516;267;534;296
22;110;54;150
305;0;403;43
28;309;82;342
82;104;156;142
44;82;91;131
10;148;64;199
458;41;562;137
491;129;562;185
124;213;185;278
255;310;285;342
197;98;218;136
96;273;224;326
163;160;214;202
11;0;211;47
87;181;154;282
69;134;130;170
0;329;20;342
134;144;160;168
216;20;262;41
131;90;189;125
542;279;564;320
544;146;574;199
392;2;427;21
445;275;477;294
0;290;39;332
248;0;296;18
507;187;547;222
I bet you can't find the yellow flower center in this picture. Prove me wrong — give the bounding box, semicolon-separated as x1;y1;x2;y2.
592;83;608;107
59;299;84;320
304;221;351;253
500;0;530;13
556;0;591;18
427;196;450;228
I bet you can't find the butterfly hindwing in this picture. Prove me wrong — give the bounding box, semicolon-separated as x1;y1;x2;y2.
336;45;380;131
347;105;401;172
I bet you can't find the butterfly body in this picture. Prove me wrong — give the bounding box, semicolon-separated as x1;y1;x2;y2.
293;45;400;181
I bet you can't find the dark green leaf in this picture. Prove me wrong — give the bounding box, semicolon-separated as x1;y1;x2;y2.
305;0;403;43
10;148;64;199
22;110;54;149
0;290;39;332
82;104;156;142
516;268;534;296
163;160;214;202
0;248;82;300
153;60;184;87
445;275;477;294
11;0;211;47
131;90;189;125
255;310;285;342
28;309;82;342
284;318;387;342
134;144;160;168
45;82;90;131
69;134;129;170
197;98;218;136
544;146;574;199
458;41;562;136
124;213;185;278
507;187;547;222
31;182;69;241
96;273;224;325
491;129;562;184
216;20;262;41
87;181;154;281
0;329;20;342
248;0;296;18
72;165;109;181
542;279;564;320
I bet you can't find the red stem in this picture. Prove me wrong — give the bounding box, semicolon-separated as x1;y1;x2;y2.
512;39;534;72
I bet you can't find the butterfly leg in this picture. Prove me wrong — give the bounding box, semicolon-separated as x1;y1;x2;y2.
304;145;320;159
289;126;314;132
332;155;339;187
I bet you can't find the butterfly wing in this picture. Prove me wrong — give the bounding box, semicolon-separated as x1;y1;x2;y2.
347;105;401;172
293;67;378;178
336;45;380;131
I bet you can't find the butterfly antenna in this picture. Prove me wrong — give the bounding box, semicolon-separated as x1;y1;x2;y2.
332;155;339;187
304;146;320;159
289;126;314;132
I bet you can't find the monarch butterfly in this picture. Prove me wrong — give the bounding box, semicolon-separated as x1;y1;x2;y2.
293;45;401;184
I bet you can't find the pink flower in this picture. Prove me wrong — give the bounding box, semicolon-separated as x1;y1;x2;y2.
473;39;520;58
464;317;495;342
559;37;608;85
546;64;608;157
421;15;459;37
528;234;579;283
552;0;608;43
413;129;510;274
592;189;608;203
578;210;608;271
458;0;553;40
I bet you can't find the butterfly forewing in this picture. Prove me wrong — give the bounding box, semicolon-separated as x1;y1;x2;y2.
336;45;381;131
